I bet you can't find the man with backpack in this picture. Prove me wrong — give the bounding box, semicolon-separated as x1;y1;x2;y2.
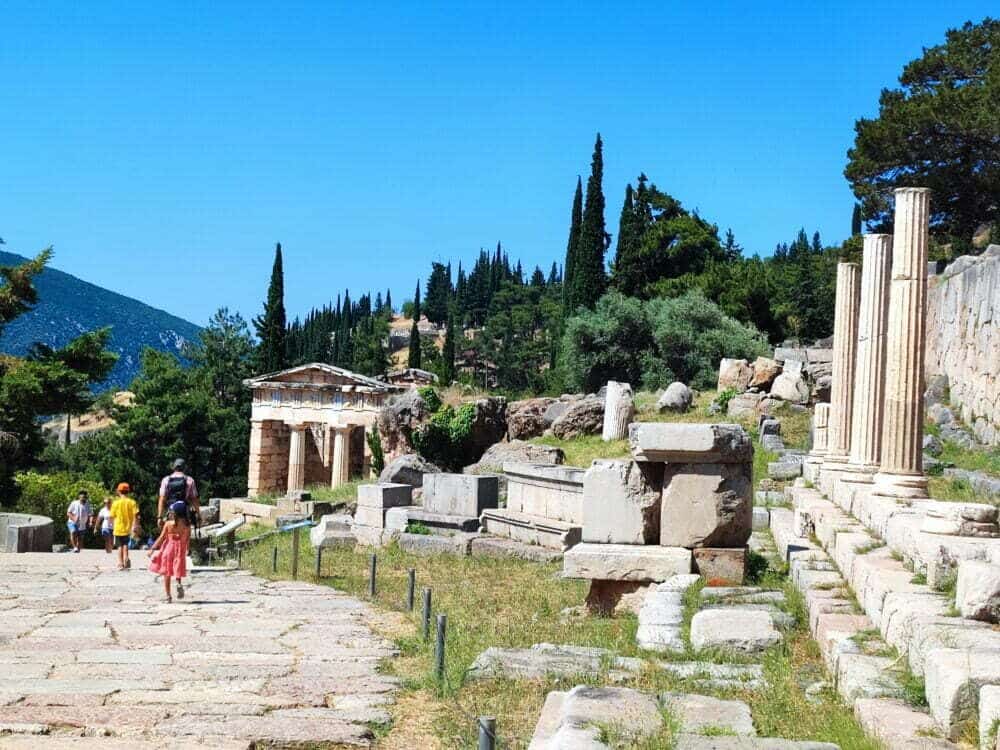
158;459;201;529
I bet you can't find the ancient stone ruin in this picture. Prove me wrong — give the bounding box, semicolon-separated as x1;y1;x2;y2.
563;422;753;613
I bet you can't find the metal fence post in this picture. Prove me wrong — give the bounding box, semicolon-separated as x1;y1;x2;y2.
314;547;322;578
271;544;278;573
237;546;242;569
406;568;415;611
422;588;432;640
291;527;300;579
478;716;496;750
435;613;447;681
368;554;377;598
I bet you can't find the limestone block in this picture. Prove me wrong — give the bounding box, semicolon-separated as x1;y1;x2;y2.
693;548;746;585
582;460;662;545
422;473;498;517
504;462;585;523
768;460;802;480
309;514;354;548
855;698;954;750
629;423;752;464
979;685;1000;750
658;382;693;413
750;357;782;389
528;685;663;749
384;506;410;534
635;589;685;653
922;502;999;538
956;560;1000;622
925;647;1000;740
354;505;388;529
661;692;755;736
770;372;810;404
602;381;635;441
467;643;642;681
836;653;903;701
397;532;475;556
718;358;752;392
752;507;770;531
674;737;839;750
356;483;412;510
660;463;752;549
689;608;781;653
563;543;691;582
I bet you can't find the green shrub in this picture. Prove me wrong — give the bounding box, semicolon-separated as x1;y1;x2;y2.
418;386;442;413
412;402;478;471
714;388;739;411
14;471;111;545
560;290;769;393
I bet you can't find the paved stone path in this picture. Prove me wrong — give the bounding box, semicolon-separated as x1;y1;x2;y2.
0;550;398;748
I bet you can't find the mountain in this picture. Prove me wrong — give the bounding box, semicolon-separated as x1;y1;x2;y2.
0;250;202;389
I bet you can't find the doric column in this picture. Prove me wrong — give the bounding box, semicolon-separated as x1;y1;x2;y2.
286;424;306;494
331;427;349;488
875;188;931;499
846;234;893;480
823;262;861;470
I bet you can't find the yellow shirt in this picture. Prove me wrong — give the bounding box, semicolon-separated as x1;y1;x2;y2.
110;496;138;537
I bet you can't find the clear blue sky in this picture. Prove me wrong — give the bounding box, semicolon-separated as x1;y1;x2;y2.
1;2;991;326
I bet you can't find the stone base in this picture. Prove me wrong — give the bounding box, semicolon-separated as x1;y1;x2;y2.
398;532;476;556
384;506;480;534
693;547;747;586
802;457;824;485
584;580;648;616
563;543;692;582
872;471;929;500
351;523;394;548
468;536;564;563
480;508;581;551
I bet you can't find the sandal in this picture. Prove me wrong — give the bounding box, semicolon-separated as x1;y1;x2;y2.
176;583;184;600
164;595;172;603
117;564;125;571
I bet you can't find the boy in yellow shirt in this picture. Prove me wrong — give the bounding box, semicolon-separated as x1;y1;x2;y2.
110;482;140;571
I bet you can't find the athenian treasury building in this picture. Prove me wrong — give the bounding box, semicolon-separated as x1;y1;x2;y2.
244;363;394;497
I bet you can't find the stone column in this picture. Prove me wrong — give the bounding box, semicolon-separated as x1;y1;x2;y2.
602;381;635;442
803;403;829;485
286;424;306;494
875;188;931;499
331;427;349;488
845;234;893;480
823;262;861;472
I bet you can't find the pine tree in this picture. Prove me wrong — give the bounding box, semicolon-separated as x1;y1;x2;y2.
442;311;456;384
562;176;583;314
530;266;546;286
572;133;609;310
851;203;863;236
408;281;422;369
253;243;287;373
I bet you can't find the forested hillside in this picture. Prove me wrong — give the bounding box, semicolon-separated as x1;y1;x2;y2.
0;250;201;388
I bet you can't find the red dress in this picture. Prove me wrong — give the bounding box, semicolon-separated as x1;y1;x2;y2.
149;526;188;578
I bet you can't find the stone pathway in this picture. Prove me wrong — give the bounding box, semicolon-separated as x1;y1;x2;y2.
0;550;398;748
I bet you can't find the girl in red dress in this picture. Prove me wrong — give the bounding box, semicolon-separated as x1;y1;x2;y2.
148;510;189;602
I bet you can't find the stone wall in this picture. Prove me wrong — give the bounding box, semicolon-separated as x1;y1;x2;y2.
0;513;54;552
925;245;1000;445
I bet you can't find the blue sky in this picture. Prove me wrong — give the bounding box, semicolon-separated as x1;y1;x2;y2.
1;2;992;326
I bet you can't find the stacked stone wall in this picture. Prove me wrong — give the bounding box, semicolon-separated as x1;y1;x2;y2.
248;420;290;497
926;245;1000;445
304;430;328;486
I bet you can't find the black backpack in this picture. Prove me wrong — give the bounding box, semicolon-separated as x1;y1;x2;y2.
166;475;198;527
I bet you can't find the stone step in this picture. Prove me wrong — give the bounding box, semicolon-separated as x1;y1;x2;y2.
480;508;581;551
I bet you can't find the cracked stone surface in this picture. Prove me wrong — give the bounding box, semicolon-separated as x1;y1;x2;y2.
0;551;398;747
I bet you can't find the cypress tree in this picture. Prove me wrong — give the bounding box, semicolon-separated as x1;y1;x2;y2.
442;311;456;384
408;281;422;369
253;242;287;373
562;176;583;314
573;133;609;310
611;183;643;296
851;203;863;236
548;261;559;286
385;288;393;315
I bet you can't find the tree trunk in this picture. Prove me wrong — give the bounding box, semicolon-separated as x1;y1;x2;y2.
602;381;634;442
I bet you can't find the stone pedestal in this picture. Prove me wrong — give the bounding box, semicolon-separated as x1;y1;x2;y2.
287;425;306;494
845;234;893;482
875;188;931;499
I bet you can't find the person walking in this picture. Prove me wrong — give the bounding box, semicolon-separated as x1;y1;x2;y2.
158;459;200;529
110;483;140;571
65;490;93;553
96;496;114;553
148;509;189;603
